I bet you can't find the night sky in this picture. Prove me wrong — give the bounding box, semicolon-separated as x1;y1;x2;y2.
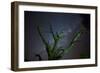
24;11;90;61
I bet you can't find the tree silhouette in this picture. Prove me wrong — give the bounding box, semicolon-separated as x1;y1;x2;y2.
36;24;82;60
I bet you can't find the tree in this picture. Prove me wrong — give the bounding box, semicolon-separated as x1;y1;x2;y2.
36;24;81;60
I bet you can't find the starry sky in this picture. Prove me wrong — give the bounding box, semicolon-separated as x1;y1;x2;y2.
24;11;90;61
